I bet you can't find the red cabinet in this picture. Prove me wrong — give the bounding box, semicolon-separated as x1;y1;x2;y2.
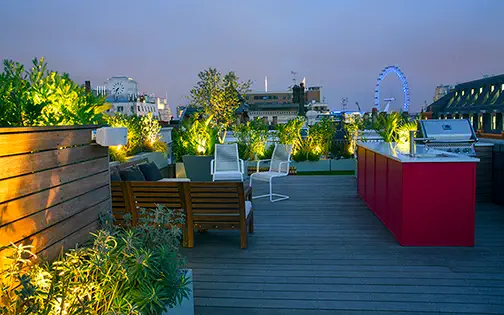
357;145;476;246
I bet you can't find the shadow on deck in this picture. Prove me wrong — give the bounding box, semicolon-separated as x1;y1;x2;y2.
182;175;504;315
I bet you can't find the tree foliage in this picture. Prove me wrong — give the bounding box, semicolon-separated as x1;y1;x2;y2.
232;118;270;160
0;57;110;127
188;68;251;144
172;114;218;161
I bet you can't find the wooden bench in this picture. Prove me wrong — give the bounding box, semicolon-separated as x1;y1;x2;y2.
185;182;254;249
111;181;254;248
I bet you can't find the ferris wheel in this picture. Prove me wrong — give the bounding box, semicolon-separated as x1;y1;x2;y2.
374;66;410;112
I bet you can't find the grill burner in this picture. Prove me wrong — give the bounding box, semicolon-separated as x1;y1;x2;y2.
418;119;478;156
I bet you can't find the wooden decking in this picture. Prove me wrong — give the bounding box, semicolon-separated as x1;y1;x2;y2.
182;175;504;315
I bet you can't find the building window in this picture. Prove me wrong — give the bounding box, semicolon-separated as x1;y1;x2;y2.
502;83;504;91
137;106;141;112
491;85;495;92
479;115;483;129
455;91;458;97
130;106;134;113
480;87;483;94
471;89;474;95
117;106;124;112
492;115;497;130
462;90;465;96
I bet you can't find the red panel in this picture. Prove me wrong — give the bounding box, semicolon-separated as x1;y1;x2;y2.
387;159;403;241
357;146;366;200
401;162;476;246
365;150;376;211
374;154;388;224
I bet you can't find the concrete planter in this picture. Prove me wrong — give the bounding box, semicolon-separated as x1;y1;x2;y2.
128;152;169;170
182;155;213;182
291;160;330;172
330;158;357;171
162;269;194;315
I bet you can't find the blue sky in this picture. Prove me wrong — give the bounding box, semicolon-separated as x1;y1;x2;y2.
1;0;503;112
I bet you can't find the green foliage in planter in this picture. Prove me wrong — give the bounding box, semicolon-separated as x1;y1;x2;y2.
276;117;305;146
189;68;251;144
0;57;110;127
343;113;365;155
309;117;337;159
0;205;189;315
173;114;218;162
106;112;167;161
373;112;418;144
232;118;269;160
291;135;321;162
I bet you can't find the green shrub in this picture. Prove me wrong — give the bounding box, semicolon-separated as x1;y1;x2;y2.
0;57;109;127
276;117;305;145
232;118;269;160
172;114;218;162
0;205;189;315
106;112;167;161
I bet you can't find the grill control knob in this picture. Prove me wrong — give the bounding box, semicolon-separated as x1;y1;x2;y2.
447;148;452;152
455;148;460;153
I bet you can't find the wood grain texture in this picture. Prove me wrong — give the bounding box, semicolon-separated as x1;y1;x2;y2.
182;176;504;315
0;172;108;226
0;145;108;180
0;157;108;202
0;129;95;156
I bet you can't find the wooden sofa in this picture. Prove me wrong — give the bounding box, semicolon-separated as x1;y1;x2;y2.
111;180;254;248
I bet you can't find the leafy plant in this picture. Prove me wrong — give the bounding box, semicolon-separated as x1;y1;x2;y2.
0;57;110;127
276;117;305;146
343;113;365;155
308;118;336;159
373;112;418;144
232;118;269;160
0;205;189;315
189;68;251;144
173;114;218;161
106;113;167;161
291;135;320;162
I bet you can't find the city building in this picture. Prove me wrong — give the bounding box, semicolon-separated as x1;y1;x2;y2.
433;84;453;102
96;76;161;118
245;86;326;125
427;74;504;134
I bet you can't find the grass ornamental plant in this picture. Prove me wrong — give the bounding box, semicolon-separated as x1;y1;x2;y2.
0;58;110;127
308;117;337;159
343;113;365;155
0;205;190;315
373;112;418;144
172;114;218;161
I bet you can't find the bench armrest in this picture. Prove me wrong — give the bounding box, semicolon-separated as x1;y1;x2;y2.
245;186;252;201
210;159;215;175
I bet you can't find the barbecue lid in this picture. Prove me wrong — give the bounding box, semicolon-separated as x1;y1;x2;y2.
419;119;477;142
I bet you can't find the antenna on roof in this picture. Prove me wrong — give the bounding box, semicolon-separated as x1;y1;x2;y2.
291;71;297;85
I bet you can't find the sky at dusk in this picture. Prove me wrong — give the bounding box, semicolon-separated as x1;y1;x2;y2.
1;0;504;113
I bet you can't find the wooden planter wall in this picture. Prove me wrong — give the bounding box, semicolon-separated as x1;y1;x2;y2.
0;126;111;269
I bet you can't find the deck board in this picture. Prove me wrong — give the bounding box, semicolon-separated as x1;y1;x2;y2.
182;175;504;315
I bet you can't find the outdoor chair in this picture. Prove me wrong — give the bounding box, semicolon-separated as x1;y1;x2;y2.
211;143;245;182
249;143;292;202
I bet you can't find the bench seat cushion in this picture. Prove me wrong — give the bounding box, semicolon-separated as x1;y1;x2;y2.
139;162;163;181
119;166;146;181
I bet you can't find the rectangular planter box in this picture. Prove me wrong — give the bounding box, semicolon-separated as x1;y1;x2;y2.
163;269;194;315
330;158;357;172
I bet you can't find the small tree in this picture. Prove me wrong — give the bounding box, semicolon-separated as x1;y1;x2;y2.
189;68;251;144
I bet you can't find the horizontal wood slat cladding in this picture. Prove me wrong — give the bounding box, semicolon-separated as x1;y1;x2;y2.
0;126;111;270
0;157;108;202
0;187;110;247
0;128;95;156
0;145;108;180
0;172;108;226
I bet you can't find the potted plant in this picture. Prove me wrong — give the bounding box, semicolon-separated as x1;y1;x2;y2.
173;114;217;181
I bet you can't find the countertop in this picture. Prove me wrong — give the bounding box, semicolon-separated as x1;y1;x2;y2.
357;142;480;163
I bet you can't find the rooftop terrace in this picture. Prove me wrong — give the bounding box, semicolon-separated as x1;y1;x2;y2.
183;175;504;315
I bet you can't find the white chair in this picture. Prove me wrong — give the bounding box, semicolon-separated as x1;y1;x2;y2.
211;143;245;182
249;144;292;202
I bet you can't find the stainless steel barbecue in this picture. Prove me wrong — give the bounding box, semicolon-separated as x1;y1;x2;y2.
418;119;478;156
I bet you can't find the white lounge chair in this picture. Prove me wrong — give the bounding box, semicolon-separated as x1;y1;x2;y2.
211;143;245;182
249;144;292;202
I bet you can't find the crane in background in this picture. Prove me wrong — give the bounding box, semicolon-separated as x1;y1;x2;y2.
355;101;362;112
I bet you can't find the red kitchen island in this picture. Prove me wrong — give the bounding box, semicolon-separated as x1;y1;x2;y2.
357;142;479;246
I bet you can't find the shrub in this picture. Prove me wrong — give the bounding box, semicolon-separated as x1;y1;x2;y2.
232;118;269;160
172;114;218;162
0;205;189;315
276;117;305;146
308;118;337;159
106;112;167;161
0;57;109;127
343;113;365;155
373;112;418;144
